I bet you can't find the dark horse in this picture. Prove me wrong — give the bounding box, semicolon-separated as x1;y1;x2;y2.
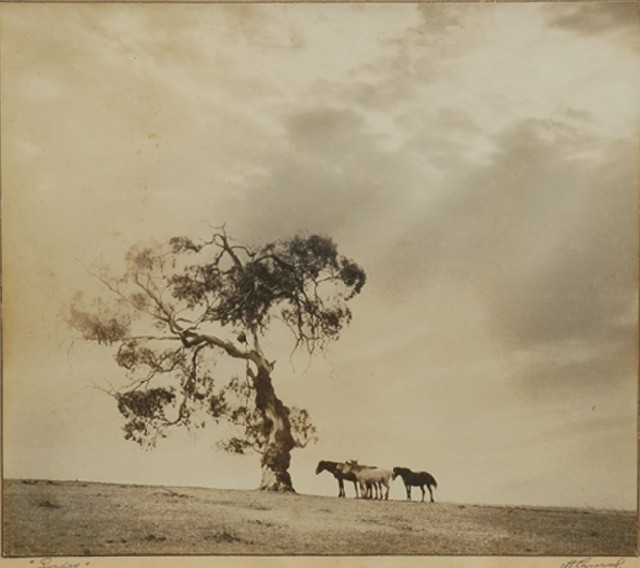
315;460;359;498
392;466;437;502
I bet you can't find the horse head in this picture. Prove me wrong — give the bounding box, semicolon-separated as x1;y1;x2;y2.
392;466;406;480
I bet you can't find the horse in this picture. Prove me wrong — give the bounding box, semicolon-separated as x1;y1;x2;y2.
339;461;392;500
315;460;360;498
392;466;437;502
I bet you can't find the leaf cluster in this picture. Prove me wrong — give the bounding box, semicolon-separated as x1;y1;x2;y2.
116;388;176;446
169;232;366;351
67;293;130;344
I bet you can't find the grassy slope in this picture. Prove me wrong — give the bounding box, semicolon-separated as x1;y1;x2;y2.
2;479;637;557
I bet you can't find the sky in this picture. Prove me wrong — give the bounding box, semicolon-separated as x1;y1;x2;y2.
1;2;638;510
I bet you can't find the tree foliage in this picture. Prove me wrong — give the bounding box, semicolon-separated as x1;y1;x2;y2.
67;229;364;462
167;232;365;351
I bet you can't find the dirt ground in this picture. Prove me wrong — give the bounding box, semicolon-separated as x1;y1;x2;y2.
2;479;637;557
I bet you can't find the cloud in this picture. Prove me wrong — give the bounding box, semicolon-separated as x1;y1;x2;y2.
230;104;425;251
475;124;636;350
378;115;637;356
547;3;640;37
514;338;637;401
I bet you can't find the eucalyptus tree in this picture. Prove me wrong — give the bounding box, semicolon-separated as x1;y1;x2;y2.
68;228;366;492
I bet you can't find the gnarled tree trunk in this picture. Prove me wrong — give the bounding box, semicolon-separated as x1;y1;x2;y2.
253;361;296;492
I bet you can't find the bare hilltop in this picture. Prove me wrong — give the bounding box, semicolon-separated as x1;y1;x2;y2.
2;479;636;557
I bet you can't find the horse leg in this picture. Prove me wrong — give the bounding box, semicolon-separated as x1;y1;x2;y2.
384;481;390;500
405;484;411;501
338;478;344;498
420;485;426;502
353;480;359;499
428;485;435;503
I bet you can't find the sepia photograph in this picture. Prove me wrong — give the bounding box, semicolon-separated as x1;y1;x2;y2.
1;1;638;563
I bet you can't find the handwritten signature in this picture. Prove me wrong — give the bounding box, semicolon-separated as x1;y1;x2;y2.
561;558;626;568
29;559;90;568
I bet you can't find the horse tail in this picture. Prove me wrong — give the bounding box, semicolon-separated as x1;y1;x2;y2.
425;472;437;488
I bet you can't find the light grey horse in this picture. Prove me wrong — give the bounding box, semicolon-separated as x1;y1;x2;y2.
338;460;392;500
